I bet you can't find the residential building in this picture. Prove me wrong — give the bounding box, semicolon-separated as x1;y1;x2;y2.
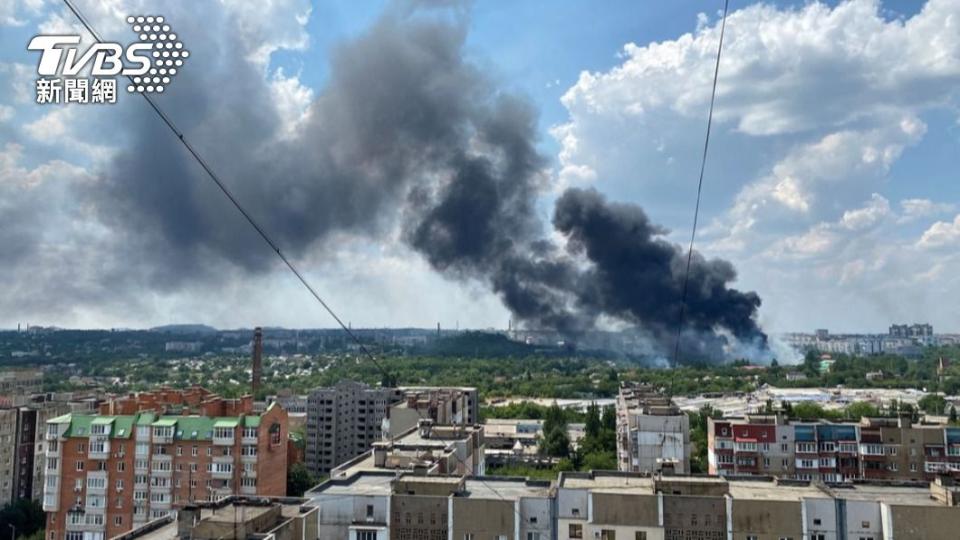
709;414;960;483
43;388;288;540
108;495;318;540
484;418;586;466
309;469;960;540
616;383;690;474
305;381;400;475
385;386;478;438
330;419;485;478
0;369;44;396
304;382;479;475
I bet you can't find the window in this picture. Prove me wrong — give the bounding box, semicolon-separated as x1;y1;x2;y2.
117;461;125;472
635;533;647;540
77;443;86;453
176;446;182;456
527;534;541;540
192;445;198;457
747;536;758;540
813;519;822;526
463;535;474;540
813;534;826;540
214;427;234;439
114;516;122;526
75;461;84;471
356;531;376;540
861;521;870;528
568;525;582;539
571;508;580;517
243;427;258;439
366;505;374;518
910;462;918;472
600;531;616;540
242;445;257;457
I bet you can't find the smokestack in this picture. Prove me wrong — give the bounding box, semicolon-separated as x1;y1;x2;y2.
252;327;263;396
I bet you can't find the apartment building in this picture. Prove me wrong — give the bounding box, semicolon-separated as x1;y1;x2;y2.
304;382;479;475
616;382;690;474
386;386;479;438
330;419;485;479
708;414;960;483
106;495;318;540
0;368;44;396
305;381;400;475
556;471;960;540
306;469;960;540
307;472;551;540
43;389;288;540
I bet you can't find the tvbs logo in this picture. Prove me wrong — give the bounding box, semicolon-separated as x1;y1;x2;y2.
28;15;189;104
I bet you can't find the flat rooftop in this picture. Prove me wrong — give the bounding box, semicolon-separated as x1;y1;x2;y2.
560;472;655;491
727;480;828;501
462;478;551;500
826;483;942;507
307;471;395;497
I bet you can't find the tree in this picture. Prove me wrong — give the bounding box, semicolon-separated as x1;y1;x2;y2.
919;394;947;415
601;405;616;431
845;401;880;420
950;405;957;425
0;499;44;540
541;427;571;458
286;462;318;497
585;402;601;440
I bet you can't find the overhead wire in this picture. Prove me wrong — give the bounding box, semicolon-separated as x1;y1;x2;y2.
61;0;394;385
672;0;731;370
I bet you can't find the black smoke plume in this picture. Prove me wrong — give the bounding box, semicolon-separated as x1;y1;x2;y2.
86;3;765;361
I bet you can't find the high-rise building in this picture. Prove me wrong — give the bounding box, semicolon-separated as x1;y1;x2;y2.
616;382;691;474
305;381;400;475
42;388;288;540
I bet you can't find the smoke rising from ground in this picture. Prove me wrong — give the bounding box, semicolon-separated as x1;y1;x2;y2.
91;4;765;361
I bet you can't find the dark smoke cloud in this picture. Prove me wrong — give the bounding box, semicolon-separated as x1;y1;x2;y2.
84;2;765;360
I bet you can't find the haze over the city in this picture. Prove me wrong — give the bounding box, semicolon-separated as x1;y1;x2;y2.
1;0;958;337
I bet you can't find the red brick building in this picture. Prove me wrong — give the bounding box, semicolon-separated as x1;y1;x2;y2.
43;388;287;540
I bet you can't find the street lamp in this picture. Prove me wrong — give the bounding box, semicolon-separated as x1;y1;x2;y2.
8;523;15;540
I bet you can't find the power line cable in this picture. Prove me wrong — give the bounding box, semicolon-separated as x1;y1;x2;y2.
61;0;394;384
672;0;730;369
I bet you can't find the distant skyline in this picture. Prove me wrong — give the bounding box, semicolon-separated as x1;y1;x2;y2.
1;0;958;335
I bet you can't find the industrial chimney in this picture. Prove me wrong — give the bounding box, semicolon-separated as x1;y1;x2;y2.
252;327;263;396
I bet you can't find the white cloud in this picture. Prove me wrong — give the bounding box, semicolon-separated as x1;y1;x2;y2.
553;0;960;331
918;215;960;248
899;198;956;223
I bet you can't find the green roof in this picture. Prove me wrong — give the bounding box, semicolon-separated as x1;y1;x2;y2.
51;412;261;441
172;416;215;441
63;415;94;437
113;416;134;439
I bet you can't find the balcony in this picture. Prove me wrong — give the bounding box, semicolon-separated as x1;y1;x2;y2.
240;483;256;495
212;466;234;480
86;471;108;494
42;492;58;512
89;438;110;460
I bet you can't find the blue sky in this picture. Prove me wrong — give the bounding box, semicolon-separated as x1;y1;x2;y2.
1;0;958;340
